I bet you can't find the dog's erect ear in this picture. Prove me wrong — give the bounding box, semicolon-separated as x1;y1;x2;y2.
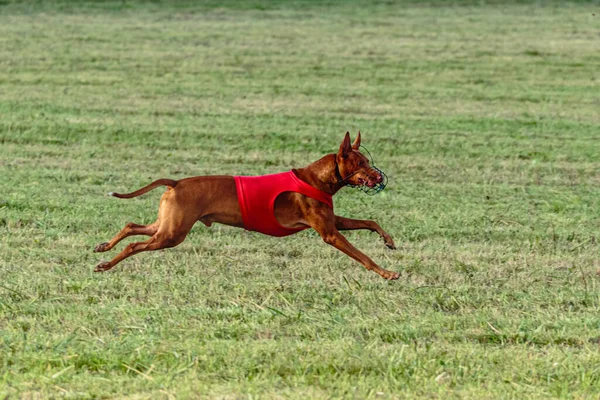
352;131;361;150
338;131;352;158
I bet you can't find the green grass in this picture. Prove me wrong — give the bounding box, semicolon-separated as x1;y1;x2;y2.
1;0;600;398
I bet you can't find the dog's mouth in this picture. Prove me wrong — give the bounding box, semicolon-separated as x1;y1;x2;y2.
351;166;387;195
357;178;377;188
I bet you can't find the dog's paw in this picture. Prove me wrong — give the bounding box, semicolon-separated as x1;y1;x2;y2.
381;270;400;280
94;242;110;253
94;261;113;272
383;235;396;250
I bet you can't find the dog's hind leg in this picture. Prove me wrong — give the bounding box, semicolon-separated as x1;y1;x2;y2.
94;221;159;253
94;227;190;272
94;200;196;272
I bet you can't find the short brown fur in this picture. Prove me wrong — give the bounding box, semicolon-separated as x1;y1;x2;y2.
94;132;399;280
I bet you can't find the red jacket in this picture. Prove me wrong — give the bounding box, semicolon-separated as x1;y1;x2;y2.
234;171;333;237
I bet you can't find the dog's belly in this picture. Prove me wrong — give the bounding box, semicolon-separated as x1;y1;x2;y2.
166;175;245;228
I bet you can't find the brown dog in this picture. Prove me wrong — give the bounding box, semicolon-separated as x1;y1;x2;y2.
94;132;399;280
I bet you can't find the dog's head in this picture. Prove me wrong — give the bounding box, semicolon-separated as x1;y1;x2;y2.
335;132;387;194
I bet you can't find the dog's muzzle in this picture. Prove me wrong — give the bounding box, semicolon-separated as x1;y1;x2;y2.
347;146;388;195
348;165;388;195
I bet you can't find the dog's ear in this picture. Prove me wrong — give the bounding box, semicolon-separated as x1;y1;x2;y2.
352;131;361;150
338;131;352;158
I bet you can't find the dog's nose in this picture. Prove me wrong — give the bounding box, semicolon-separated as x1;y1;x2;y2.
375;173;383;183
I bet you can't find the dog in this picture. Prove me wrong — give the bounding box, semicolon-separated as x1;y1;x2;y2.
94;132;399;280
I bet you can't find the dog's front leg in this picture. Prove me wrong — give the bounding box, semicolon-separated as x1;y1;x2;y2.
310;213;399;280
334;216;395;249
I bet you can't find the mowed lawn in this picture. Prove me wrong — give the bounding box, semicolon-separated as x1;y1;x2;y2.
1;0;600;398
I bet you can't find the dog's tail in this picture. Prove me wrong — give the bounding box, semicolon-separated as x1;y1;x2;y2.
108;179;178;199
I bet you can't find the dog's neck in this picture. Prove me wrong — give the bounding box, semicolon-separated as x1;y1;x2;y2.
293;154;344;196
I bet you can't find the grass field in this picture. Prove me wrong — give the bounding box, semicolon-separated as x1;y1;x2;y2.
1;0;600;398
